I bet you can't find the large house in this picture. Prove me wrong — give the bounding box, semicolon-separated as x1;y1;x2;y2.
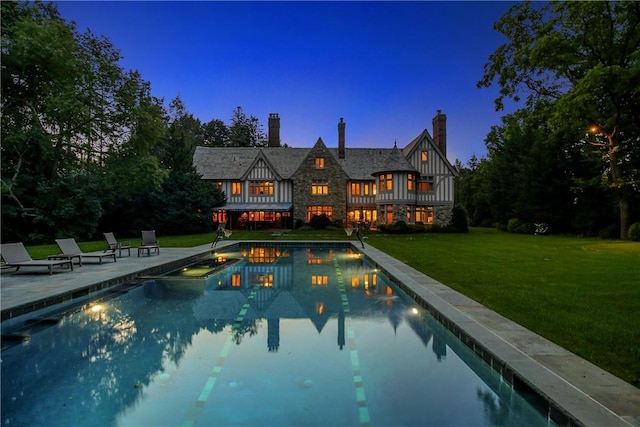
192;111;457;230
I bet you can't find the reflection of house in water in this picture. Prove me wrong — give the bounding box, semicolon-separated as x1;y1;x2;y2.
190;246;446;360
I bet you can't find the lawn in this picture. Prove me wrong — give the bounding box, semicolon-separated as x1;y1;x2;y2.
22;227;640;386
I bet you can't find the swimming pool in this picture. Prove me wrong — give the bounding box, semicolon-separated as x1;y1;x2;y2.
1;244;552;426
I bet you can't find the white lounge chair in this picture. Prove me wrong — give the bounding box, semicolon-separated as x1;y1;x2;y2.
1;242;73;274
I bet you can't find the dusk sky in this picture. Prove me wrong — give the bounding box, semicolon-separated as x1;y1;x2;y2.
56;1;518;164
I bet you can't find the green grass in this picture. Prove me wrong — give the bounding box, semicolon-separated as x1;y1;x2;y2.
21;227;640;386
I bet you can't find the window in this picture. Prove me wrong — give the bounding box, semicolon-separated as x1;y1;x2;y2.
232;182;242;195
231;274;241;287
380;174;393;191
307;205;333;221
250;181;274;196
315;157;324;169
407;173;414;191
416;206;434;224
312;276;328;286
351;182;361;195
373;183;377;195
364;183;370;195
312;180;328;195
421;151;428;162
418;176;434;192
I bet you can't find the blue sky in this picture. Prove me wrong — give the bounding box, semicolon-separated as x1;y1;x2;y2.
56;1;517;163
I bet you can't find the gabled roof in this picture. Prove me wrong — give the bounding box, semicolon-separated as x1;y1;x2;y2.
193;146;308;180
193;130;457;181
241;149;282;181
402;129;458;176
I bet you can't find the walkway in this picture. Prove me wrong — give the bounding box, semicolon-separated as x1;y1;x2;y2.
1;240;639;426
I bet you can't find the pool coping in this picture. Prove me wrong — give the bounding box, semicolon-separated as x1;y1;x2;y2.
1;240;638;426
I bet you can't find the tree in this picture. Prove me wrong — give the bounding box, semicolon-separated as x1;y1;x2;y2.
202;118;230;147
228;106;266;147
478;1;640;239
1;1;132;240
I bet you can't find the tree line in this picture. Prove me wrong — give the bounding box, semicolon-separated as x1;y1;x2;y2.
456;1;639;240
1;1;270;244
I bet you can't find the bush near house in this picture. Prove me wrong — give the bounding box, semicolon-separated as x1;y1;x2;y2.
629;222;640;241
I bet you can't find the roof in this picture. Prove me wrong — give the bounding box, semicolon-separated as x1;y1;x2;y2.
193;146;309;180
193;131;456;181
371;143;418;175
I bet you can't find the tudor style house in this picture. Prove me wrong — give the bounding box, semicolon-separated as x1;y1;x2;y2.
192;111;457;229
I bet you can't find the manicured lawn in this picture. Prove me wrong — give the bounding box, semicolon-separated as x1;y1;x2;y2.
365;228;640;387
23;227;640;386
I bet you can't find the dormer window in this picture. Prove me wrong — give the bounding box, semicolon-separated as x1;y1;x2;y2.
315;158;325;169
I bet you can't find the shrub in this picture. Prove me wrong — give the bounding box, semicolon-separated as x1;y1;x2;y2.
628;222;640;241
394;220;408;230
309;214;332;230
451;204;469;232
507;218;534;234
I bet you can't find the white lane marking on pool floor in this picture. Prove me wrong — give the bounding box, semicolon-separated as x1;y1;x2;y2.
334;256;371;426
182;287;258;427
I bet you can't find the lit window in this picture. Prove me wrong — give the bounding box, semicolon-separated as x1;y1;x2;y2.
311;180;328;195
421;151;428;162
250;181;274;196
232;274;241;287
232;182;242;195
380;174;393;191
415;206;434;224
307;206;333;221
315;158;324;169
408;174;414;191
312;275;328;286
364;183;370;195
351;182;361;195
418;176;434;192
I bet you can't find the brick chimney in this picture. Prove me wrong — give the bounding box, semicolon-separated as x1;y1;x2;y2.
338;117;345;159
432;110;446;156
268;113;280;147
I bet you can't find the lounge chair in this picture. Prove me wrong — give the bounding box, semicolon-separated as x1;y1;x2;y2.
50;238;117;266
138;230;160;256
103;232;131;257
1;242;73;274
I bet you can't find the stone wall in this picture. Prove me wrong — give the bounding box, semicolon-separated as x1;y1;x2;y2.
291;139;348;225
434;204;453;226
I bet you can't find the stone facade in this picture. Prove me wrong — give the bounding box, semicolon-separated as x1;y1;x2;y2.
291;138;349;226
434;205;453;226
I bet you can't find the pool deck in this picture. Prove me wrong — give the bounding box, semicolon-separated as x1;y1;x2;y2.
1;240;638;427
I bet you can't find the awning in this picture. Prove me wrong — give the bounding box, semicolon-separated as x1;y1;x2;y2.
222;203;292;212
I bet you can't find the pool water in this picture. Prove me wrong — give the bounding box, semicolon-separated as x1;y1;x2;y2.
1;245;552;426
